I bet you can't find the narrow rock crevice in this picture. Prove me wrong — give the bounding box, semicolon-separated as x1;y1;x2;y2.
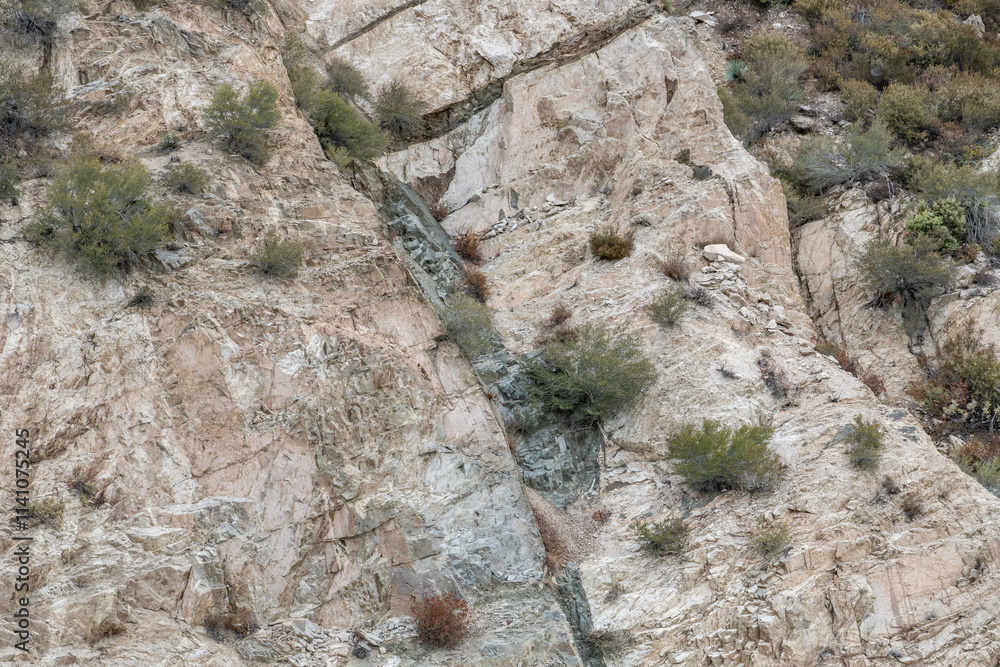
322;0;431;53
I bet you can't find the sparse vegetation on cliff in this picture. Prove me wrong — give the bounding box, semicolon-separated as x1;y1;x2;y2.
25;154;171;275
634;518;687;556
1;0;79;36
845;415;885;470
412;591;470;649
649;285;688;328
668;419;785;493
589;224;634;260
442;293;497;358
375;79;427;139
163;163;210;195
0;63;66;156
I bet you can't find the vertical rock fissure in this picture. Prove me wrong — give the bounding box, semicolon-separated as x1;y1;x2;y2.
555;565;606;667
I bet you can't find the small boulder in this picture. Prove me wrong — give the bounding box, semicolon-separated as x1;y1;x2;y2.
789;115;815;133
703;244;746;264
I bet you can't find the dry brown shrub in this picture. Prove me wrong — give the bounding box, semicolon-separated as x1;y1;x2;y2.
411;592;471;648
454;229;482;263
657;255;690;281
464;266;490;302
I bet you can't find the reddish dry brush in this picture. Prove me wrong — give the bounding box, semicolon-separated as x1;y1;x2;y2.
411;591;470;648
464;265;490;302
67;465;108;507
860;370;886;395
657;255;690;282
454;229;483;264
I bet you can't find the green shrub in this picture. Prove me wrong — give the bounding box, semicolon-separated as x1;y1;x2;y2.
25;154;171;275
326;57;370;101
910;326;1000;429
783;180;826;226
721;34;808;141
203;81;281;165
845;415;884;470
26;497;63;529
791;121;902;193
839;79;878;123
724;60;745;83
310;89;386;165
649;285;688;327
250;232;304;278
911;162;1000;247
374;79;427;138
281;35;324;113
659;0;672;11
163;163;210;194
528;323;656;424
904;197;966;252
718;87;751;140
956;453;1000;496
2;0;80;36
159;132;179;151
634;518;686;556
667;419;785;493
441;293;497;358
0;159;18;200
589;224;634;260
877;83;931;146
752;523;790;559
855;236;952;337
0;63;66;153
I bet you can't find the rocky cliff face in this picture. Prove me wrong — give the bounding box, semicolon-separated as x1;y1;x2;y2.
4;1;1000;666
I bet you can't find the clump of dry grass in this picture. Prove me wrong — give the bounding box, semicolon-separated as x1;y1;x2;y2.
454;229;483;263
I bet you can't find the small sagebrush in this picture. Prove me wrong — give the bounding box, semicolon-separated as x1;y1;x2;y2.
159;132;179;151
203;81;281;164
649;285;688;328
590;224;634;260
752;523;790;559
634;518;687;556
411;591;470;649
845;415;884;471
375;79;427;139
250;233;304;278
163;163;209;194
668;419;784;493
441;293;497;358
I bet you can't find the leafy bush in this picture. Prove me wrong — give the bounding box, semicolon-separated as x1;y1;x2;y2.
411;591;470;649
250;233;304;278
752;523;790;559
159;132;179;151
877;83;931;146
649;285;688;328
720;34;808;142
791;121;902;194
528;323;656;424
309;89;386;165
911;162;1000;247
782;179;826;227
634;518;687;556
910;326;1000;429
441;293;497;358
2;0;80;36
374;79;427;139
163;163;210;194
25;155;171;275
589;224;634;260
855;236;952;337
845;415;884;470
840;79;878;123
904;197;966;252
326;57;370;101
0;63;66;154
203;81;281;165
667;419;785;493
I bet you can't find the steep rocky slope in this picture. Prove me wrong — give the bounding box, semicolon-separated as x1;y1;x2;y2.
3;1;1000;666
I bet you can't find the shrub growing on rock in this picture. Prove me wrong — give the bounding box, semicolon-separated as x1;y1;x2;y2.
791;121;902;194
668;419;785;493
441;293;497;358
25;154;171;275
2;0;80;36
281;34;324;113
411;591;470;649
0;63;66;154
375;79;427;139
589;224;634;260
752;523;790;559
910;326;1000;430
878;83;932;146
649;285;688;328
911;162;1000;247
309;89;386;166
634;518;687;556
326;57;370;101
855;236;952;337
839;79;878;123
904;197;966;252
203;81;280;165
158;132;179;151
845;415;884;470
528;323;656;424
250;232;304;278
720;34;808;141
163;163;210;194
